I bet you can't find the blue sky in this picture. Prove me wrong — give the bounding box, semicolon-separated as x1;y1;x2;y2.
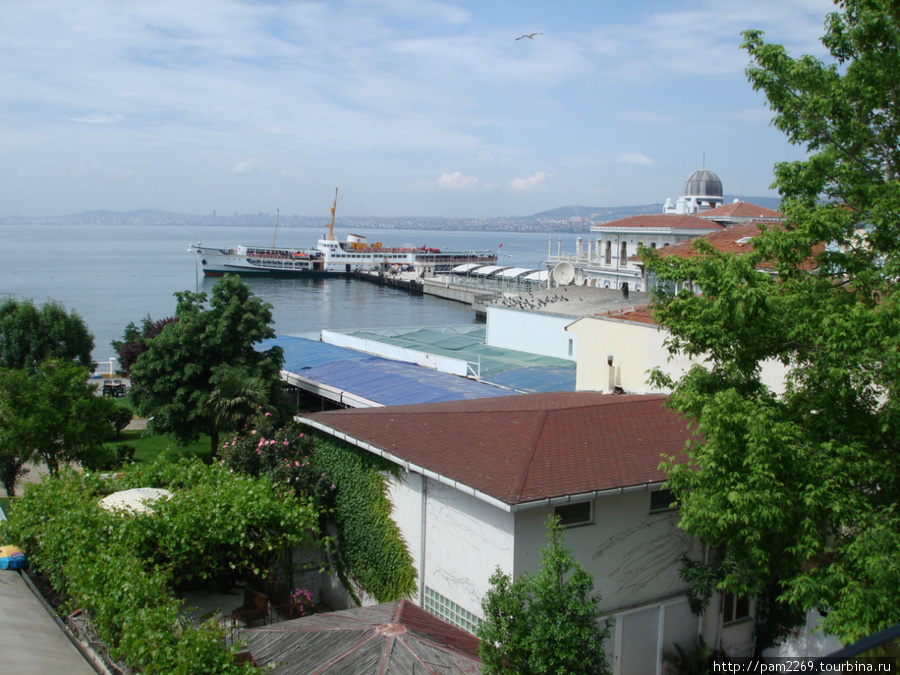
1;0;836;217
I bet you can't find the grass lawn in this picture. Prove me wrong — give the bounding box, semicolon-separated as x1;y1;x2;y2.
106;430;213;467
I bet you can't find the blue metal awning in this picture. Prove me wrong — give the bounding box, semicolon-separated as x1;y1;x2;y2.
260;336;515;406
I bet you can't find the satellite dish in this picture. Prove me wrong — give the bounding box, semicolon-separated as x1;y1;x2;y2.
552;262;575;286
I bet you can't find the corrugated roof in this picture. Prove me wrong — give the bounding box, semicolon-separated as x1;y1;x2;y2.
328;326;576;386
244;600;481;674
486;366;576;393
300;392;694;507
264;335;372;371
261;336;514;406
298;356;513;405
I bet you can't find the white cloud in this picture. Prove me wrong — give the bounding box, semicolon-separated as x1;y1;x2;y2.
231;161;255;173
617;153;654;166
436;171;479;190
68;113;124;125
509;171;549;192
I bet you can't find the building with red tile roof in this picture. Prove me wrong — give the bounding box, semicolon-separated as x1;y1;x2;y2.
699;200;783;225
298;391;704;670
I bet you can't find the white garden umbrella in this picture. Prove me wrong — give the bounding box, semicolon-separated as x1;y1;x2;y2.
98;487;172;514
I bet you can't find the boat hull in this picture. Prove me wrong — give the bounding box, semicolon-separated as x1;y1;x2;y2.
189;239;497;278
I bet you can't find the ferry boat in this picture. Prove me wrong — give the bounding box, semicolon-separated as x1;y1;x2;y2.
189;189;497;278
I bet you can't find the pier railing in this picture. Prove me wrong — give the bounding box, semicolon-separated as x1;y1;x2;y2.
435;273;548;296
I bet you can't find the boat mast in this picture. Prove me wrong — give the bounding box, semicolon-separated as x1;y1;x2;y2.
271;208;280;247
326;187;338;241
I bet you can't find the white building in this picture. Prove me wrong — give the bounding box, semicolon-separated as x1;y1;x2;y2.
663;168;726;214
545;168;782;291
299;392;767;672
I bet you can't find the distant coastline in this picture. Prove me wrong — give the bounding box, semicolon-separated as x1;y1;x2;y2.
0;194;781;233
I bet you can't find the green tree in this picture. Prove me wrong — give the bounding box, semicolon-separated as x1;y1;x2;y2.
203;366;271;441
642;0;900;646
0;459;314;673
112;315;176;377
477;517;610;675
0;360;113;479
0;297;94;373
129;275;284;456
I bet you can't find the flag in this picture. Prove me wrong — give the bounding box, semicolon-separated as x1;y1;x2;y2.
499;243;503;248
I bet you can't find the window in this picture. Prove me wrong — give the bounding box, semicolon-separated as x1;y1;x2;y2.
620;241;628;264
650;489;677;513
605;241;612;265
650;242;657;249
723;593;751;624
554;501;592;527
567;338;574;357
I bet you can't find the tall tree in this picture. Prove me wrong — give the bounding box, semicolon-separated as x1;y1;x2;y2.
477;517;610;675
129;275;283;455
643;0;900;646
111;315;177;377
0;298;94;373
0;360;113;479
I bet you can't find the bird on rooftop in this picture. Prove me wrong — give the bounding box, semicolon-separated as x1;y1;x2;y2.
515;33;543;40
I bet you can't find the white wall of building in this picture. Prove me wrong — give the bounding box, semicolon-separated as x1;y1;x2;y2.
512;492;699;613
486;305;577;360
387;470;515;621
567;316;789;395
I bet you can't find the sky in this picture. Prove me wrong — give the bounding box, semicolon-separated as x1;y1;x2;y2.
1;0;837;218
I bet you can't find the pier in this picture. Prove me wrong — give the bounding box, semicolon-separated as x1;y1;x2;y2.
354;269;518;316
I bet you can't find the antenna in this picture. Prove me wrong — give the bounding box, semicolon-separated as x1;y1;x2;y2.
326;188;339;241
271;208;280;247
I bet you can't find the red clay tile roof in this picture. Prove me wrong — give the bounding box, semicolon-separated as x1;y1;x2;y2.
593;214;724;231
699;201;782;221
656;221;822;271
658;221;761;259
244;600;481;674
300;392;693;506
596;305;658;325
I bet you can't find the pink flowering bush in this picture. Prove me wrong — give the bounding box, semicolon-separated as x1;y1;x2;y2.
290;588;314;617
218;414;332;505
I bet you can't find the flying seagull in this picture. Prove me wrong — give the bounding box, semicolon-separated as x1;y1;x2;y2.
515;32;543;40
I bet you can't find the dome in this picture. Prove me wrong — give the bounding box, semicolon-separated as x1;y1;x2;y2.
682;169;723;198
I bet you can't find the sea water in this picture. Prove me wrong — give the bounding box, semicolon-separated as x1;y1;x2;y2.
0;223;578;362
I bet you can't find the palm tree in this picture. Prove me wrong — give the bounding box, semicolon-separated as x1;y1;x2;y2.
203;368;271;457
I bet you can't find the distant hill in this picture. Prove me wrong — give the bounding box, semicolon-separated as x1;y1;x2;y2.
534;194;782;220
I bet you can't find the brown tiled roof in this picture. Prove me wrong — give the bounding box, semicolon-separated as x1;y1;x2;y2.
596;304;658;325
656;221;822;271
700;201;782;221
300;392;693;506
593;214;723;231
244;600;481;674
657;221;761;259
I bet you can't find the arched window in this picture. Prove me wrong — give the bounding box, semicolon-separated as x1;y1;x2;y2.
605;241;611;265
620;241;627;265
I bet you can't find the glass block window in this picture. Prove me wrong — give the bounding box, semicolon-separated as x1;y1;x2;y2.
424;586;480;634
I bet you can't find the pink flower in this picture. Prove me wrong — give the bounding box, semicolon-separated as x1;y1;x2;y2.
264;412;271;417
294;461;300;467
251;430;257;435
299;433;305;438
283;441;289;446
